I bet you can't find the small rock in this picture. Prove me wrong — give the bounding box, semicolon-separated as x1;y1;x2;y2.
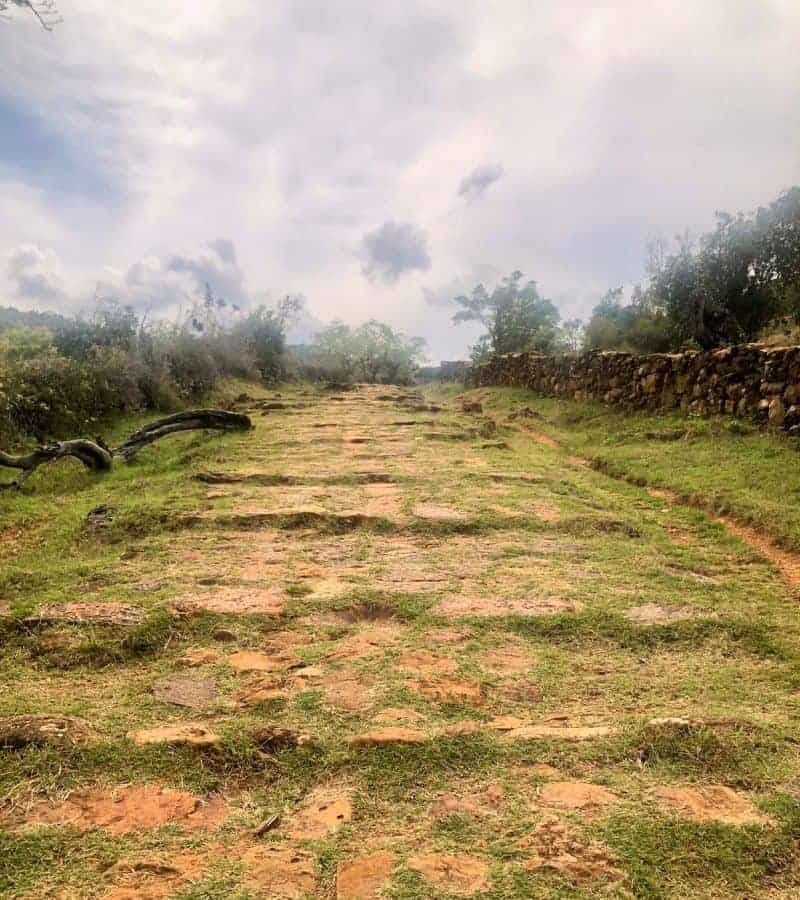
6;785;227;834
502;723;615;741
520;817;624;884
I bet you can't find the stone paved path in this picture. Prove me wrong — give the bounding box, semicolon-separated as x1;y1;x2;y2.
2;383;799;899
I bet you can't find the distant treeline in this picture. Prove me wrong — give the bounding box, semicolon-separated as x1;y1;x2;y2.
454;187;800;362
584;187;800;353
0;292;426;444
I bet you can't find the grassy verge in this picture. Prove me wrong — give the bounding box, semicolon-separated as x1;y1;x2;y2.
434;384;800;552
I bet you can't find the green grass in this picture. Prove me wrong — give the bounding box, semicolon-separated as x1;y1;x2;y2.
2;381;800;898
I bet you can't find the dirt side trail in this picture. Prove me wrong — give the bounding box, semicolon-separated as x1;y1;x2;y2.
2;384;800;899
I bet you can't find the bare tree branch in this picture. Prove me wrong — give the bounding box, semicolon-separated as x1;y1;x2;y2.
0;410;251;489
0;0;61;30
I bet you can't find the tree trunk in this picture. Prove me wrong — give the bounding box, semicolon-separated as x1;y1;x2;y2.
0;409;251;489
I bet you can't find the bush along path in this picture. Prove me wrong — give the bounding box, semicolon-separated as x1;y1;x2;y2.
1;383;800;899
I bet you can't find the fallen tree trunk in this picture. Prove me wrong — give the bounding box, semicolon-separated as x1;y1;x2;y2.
0;409;251;489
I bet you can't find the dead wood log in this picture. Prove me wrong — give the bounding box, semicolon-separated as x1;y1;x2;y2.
0;409;251;489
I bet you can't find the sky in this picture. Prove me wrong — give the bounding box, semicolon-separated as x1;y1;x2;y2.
1;1;798;362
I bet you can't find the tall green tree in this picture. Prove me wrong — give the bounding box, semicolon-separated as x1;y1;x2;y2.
452;270;561;363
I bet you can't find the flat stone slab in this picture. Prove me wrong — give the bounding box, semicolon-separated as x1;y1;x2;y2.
127;722;221;748
437;595;582;618
172;588;286;616
412;504;467;522
152;675;218;709
227;650;304;673
500;723;616;742
24;602;143;627
655;785;772;825
348;728;428;747
539;781;619;810
177;648;222;667
5;784;227;834
623;603;697;624
407;853;489;895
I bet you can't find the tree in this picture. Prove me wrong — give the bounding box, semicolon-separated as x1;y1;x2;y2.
583;286;672;353
452;270;561;363
1;0;61;30
559;318;584;353
310;320;426;384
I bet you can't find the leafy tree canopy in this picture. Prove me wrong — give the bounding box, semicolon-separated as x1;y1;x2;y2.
452;270;562;363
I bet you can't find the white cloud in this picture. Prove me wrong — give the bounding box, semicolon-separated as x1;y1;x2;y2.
0;0;798;357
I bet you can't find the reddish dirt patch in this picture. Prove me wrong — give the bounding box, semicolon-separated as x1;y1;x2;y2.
152;675;218;709
526;430;559;449
11;785;226;834
337;851;396;899
655;785;772;825
287;785;353;839
539;781;619;811
437;595;582;618
499;721;616;741
25;602;143;626
228;649;304;674
177;648;221;667
720;517;800;589
533;501;561;523
520;817;624;885
322;676;373;711
407;853;489;895
409;676;484;706
373;707;424;726
173;587;286;616
481;645;534;674
102;853;206;899
238;845;317;898
442;721;483;736
127;722;220;748
530;763;562;778
327;625;403;661
431;784;503;819
231;675;286;706
397;649;458;675
624;603;697;624
349;728;428;747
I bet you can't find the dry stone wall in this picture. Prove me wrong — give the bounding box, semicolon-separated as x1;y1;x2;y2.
474;345;800;433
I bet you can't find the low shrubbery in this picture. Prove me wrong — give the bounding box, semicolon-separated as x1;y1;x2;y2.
0;295;294;445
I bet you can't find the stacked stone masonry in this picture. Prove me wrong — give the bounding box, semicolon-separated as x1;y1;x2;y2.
474;345;800;432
